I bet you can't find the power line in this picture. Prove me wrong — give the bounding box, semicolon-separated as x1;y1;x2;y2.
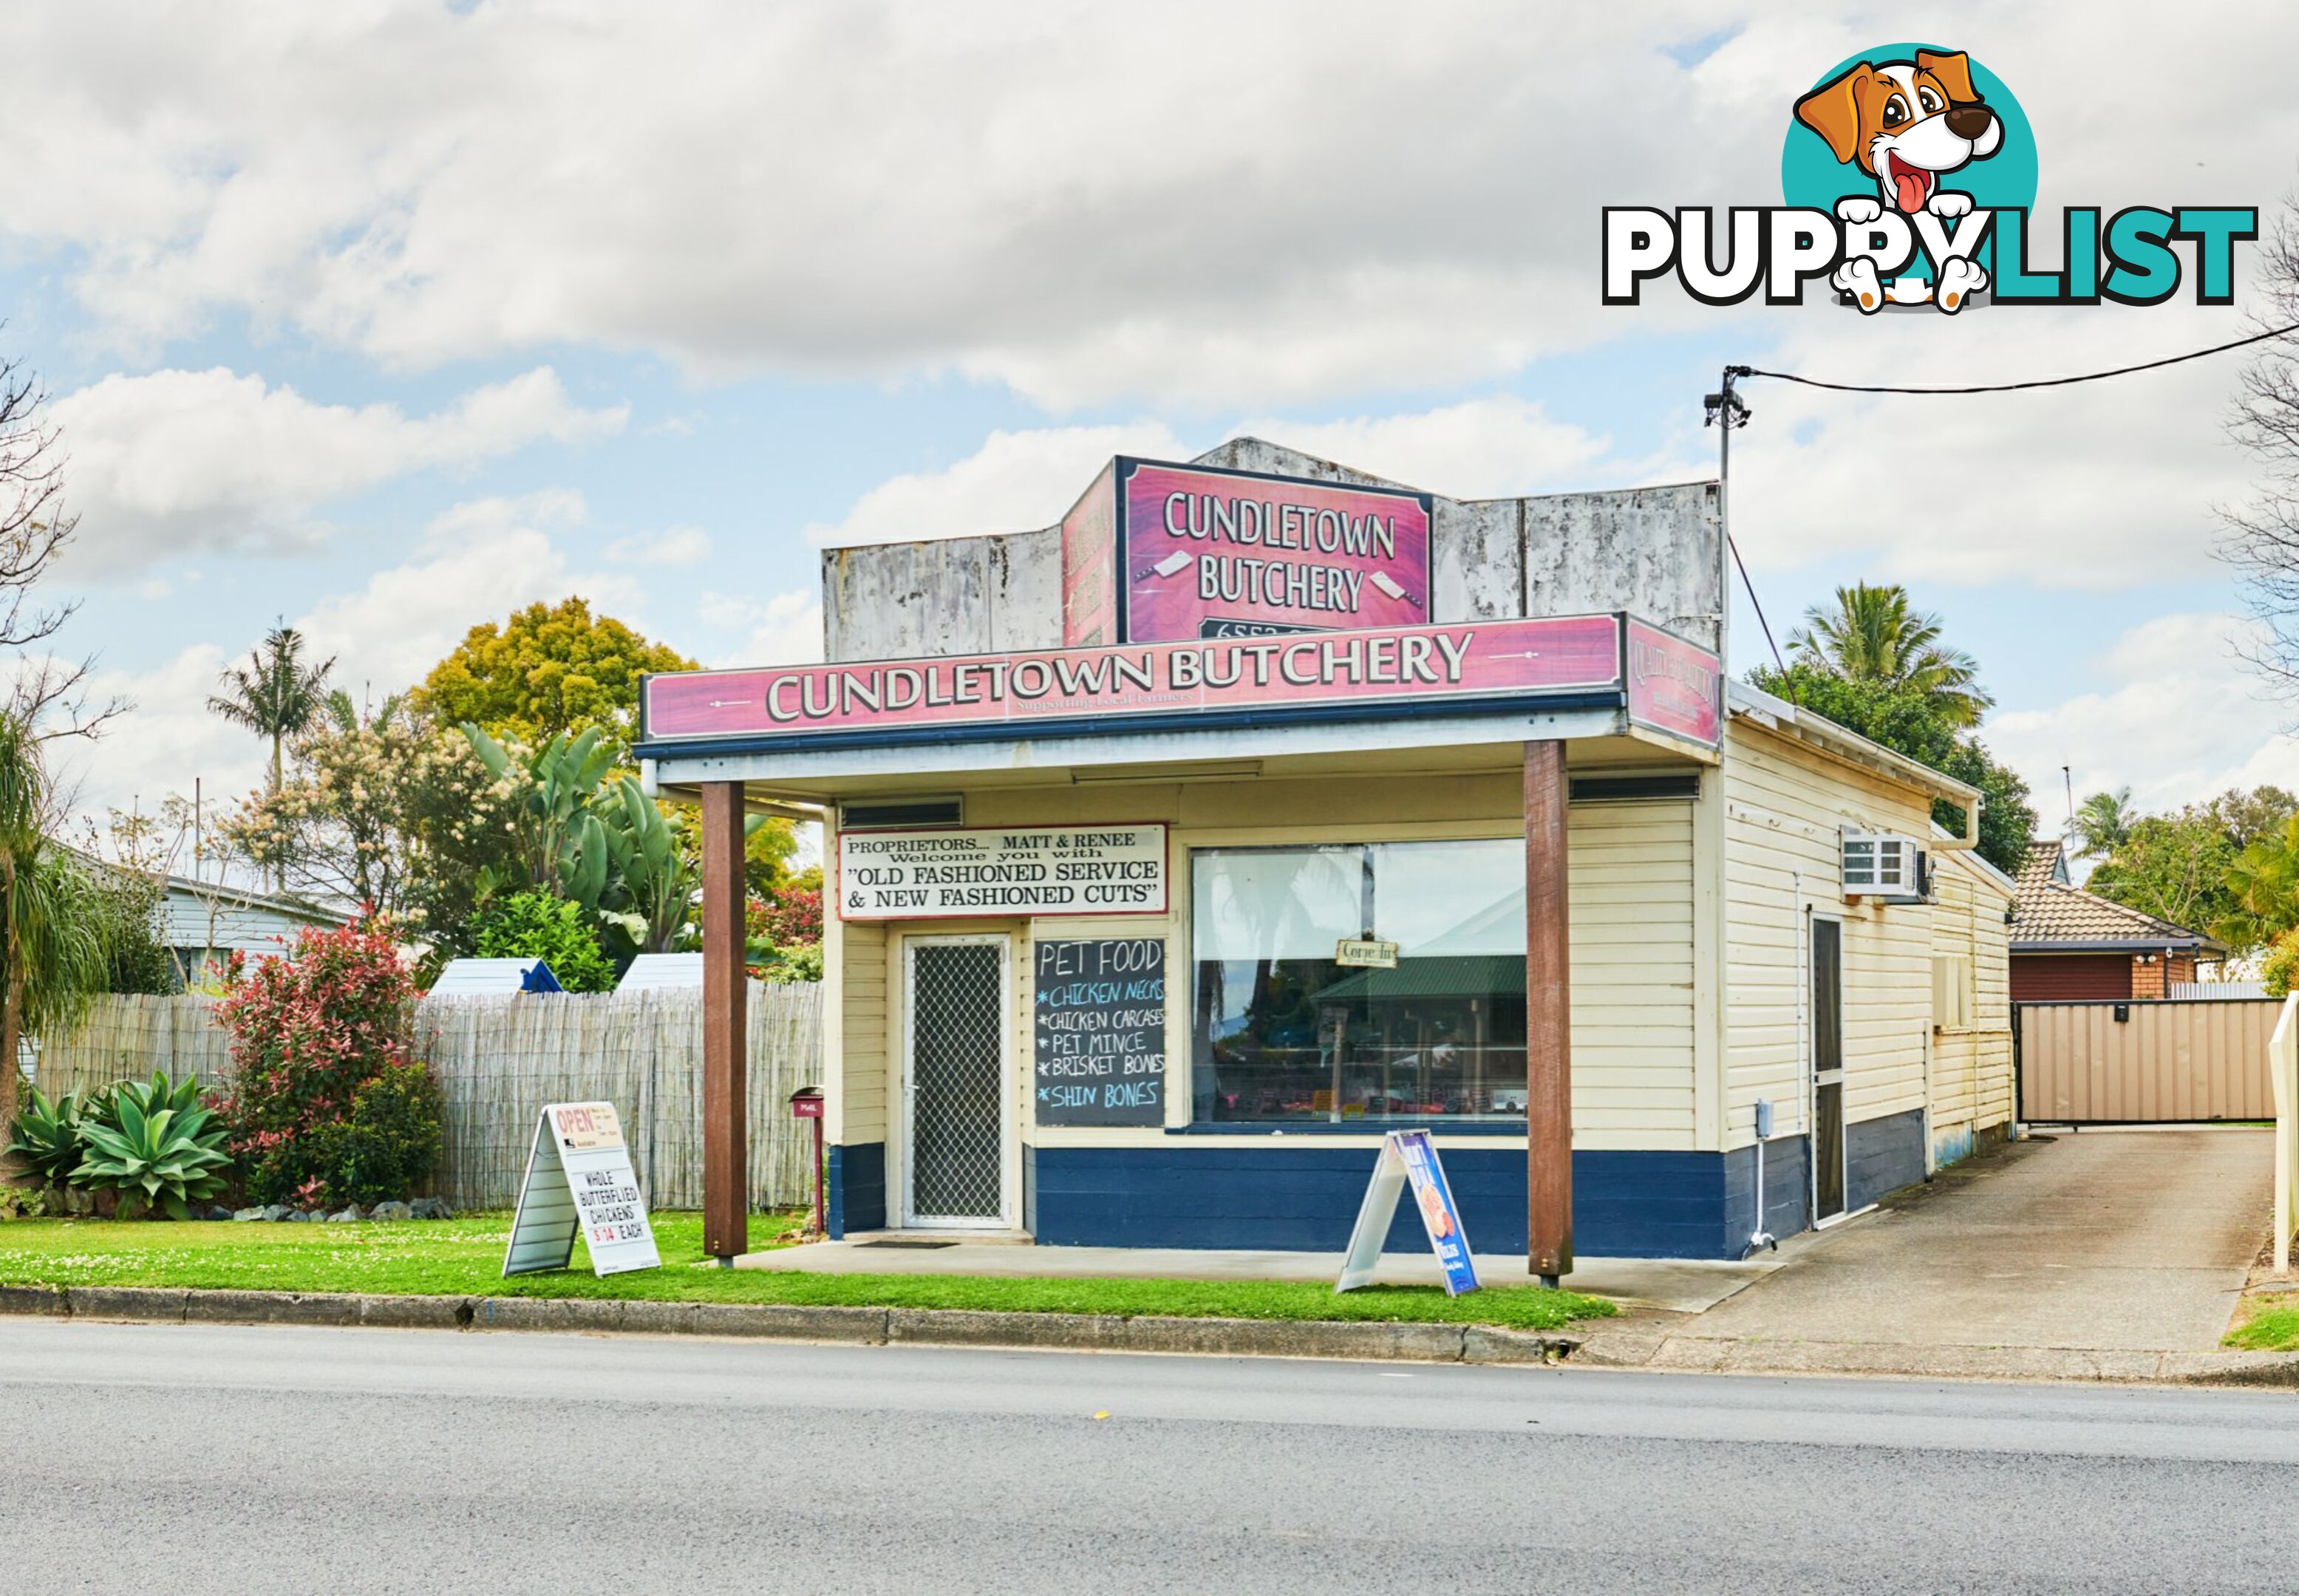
1728;533;1786;675
1717;319;2299;680
1731;319;2299;396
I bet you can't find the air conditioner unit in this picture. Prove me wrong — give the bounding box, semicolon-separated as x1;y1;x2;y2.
1842;831;1928;902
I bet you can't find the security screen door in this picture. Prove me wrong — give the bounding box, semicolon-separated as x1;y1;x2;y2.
1811;916;1846;1222
903;935;1012;1228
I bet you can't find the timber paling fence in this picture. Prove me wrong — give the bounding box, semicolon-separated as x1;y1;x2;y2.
33;986;825;1211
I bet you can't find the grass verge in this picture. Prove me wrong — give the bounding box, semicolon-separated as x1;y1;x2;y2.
0;1212;1612;1330
2223;1295;2299;1351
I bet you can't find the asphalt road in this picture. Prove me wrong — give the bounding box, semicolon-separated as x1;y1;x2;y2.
4;1320;2297;1594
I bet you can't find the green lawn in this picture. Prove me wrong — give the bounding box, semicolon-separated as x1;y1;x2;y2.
0;1211;1612;1330
2224;1296;2299;1351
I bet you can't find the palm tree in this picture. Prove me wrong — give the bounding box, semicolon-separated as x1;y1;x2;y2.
208;624;336;794
1786;583;1994;727
0;714;109;1131
2072;788;2136;857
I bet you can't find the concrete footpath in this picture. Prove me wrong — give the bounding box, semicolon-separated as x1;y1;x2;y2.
1579;1127;2292;1384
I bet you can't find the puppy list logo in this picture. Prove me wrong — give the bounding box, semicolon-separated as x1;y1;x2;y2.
1604;42;2254;315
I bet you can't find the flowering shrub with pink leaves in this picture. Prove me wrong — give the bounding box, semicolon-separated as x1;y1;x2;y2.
211;918;442;1206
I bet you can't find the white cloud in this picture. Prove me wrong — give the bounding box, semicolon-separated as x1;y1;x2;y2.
604;525;712;566
1727;306;2253;592
60;492;641;815
805;424;1188;546
52;365;624;567
1231;398;1615;499
7;7;2299;415
704;590;822;668
1988;613;2299;816
806;398;1622;548
0;3;1748;406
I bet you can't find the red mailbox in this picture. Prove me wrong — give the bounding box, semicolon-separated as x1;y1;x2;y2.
789;1086;825;1235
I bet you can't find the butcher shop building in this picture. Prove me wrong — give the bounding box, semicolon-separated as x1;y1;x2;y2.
636;440;2014;1272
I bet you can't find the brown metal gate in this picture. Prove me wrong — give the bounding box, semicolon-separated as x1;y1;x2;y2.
2017;998;2279;1123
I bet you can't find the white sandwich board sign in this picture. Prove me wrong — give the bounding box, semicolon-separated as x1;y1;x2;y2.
503;1101;661;1278
1335;1129;1480;1296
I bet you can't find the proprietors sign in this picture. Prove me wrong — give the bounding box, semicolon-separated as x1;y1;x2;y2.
837;825;1167;920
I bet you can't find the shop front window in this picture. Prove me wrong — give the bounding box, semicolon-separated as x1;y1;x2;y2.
1190;841;1526;1124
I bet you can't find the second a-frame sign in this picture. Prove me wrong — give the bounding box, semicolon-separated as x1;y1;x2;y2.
1335;1129;1480;1296
503;1101;661;1278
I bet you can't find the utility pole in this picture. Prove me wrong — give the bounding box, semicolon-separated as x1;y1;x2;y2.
1705;366;1752;666
2063;765;2074;836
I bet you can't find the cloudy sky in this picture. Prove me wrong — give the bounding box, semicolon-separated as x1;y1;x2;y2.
7;1;2299;833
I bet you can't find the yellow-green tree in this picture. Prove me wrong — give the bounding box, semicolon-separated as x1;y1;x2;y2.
414;597;696;748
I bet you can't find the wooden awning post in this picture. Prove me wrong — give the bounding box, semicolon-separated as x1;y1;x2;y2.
1525;741;1573;1285
701;780;749;1261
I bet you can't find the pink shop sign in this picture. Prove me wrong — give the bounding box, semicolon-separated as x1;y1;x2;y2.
1115;459;1431;643
641;613;1629;746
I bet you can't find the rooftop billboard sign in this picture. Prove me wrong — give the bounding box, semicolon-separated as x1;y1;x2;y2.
1061;457;1432;646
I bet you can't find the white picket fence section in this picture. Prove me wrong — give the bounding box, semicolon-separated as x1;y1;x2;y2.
2274;995;2299;1274
2170;981;2270;1000
33;985;825;1212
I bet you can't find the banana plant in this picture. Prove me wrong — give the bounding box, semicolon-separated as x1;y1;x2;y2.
4;1084;87;1187
597;776;692;956
71;1090;233;1221
463;724;619;913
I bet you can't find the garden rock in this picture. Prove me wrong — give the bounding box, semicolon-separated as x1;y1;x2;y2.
370;1201;413;1222
205;1207;234;1221
261;1205;293;1222
286;1210;310;1222
234;1207;265;1222
63;1188;93;1216
409;1198;452;1220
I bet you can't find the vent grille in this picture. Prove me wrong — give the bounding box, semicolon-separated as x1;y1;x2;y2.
840;797;962;831
1570;773;1700;803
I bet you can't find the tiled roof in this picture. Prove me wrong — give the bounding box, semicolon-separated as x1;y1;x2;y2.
2016;839;2066;891
2012;838;2224;951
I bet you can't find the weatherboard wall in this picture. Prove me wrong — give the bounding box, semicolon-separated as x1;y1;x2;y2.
1927;847;2016;1165
1719;714;1939;1158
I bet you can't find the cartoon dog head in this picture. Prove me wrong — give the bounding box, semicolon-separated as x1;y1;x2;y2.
1794;50;2003;214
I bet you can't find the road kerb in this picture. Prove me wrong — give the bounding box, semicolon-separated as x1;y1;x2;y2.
0;1281;1584;1364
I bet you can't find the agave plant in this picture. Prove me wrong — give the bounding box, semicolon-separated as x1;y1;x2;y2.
72;1088;233;1221
4;1084;87;1188
99;1070;206;1128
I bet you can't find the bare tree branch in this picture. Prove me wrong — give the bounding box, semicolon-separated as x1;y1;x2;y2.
2221;193;2299;706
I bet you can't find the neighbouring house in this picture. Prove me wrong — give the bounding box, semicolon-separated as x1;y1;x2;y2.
158;873;349;982
636;439;2021;1264
428;957;565;996
619;952;705;991
2009;840;2225;1002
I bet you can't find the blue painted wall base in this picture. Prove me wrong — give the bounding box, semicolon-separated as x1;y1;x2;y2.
832;1115;1934;1258
1846;1107;1926;1211
826;1142;885;1238
1031;1137;1825;1261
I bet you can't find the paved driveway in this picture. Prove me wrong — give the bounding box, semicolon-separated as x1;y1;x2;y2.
1601;1128;2271;1369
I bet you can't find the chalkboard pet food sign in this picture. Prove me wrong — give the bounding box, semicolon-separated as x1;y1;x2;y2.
1034;938;1166;1127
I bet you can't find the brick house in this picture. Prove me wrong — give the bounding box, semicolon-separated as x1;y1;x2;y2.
2009;840;2224;1001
